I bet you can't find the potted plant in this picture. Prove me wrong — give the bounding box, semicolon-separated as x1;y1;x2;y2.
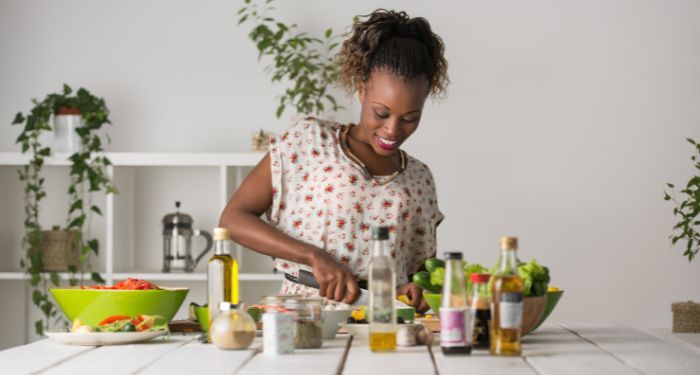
12;84;116;336
664;138;700;333
238;0;345;150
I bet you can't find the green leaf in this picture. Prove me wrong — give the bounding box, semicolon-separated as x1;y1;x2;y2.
35;320;44;336
91;205;102;215
69;199;83;213
324;28;332;38
88;239;99;255
32;290;42;306
12;112;25;125
69;278;78;286
91;272;105;284
238;14;249;25
50;272;60;286
687;138;697;145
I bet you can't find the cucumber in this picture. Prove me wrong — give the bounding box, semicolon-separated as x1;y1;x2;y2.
424;258;445;273
413;271;442;293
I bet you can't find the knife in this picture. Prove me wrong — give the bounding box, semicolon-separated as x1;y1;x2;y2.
293;269;409;308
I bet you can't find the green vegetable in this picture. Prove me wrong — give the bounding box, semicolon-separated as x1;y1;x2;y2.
517;259;550;297
424;258;445;273
463;262;487;295
430;267;445;287
121;322;136;332
413;271;441;293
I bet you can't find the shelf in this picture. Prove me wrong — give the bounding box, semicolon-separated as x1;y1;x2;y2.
0;272;284;282
0;152;264;167
0;272;103;281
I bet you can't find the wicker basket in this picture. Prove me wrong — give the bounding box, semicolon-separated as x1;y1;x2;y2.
671;301;700;333
30;226;80;272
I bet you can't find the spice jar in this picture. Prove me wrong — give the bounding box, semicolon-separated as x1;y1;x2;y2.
261;295;295;356
210;302;256;350
284;297;324;349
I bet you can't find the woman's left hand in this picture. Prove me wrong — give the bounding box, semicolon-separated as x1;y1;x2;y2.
397;282;430;314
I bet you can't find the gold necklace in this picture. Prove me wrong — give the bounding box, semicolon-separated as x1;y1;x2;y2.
340;124;406;186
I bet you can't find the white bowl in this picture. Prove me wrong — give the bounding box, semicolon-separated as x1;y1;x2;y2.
338;323;370;340
323;309;352;340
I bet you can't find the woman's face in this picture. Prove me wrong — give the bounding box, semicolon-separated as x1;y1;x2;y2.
357;69;430;158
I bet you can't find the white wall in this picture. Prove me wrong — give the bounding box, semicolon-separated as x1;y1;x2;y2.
1;0;699;346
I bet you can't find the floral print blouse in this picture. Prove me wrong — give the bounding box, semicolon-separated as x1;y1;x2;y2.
268;117;444;295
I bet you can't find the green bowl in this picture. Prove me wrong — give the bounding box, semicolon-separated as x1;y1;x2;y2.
533;290;564;330
423;292;442;316
50;287;189;326
396;306;416;322
423;290;563;334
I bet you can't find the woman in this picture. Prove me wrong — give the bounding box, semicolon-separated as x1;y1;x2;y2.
220;9;448;312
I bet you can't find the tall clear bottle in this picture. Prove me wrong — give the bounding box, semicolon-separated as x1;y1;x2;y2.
369;226;397;351
440;252;472;355
490;236;524;356
207;227;239;325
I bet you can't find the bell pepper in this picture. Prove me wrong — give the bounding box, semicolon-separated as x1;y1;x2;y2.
98;315;131;326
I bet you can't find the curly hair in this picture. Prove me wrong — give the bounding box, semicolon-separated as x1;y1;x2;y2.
337;9;449;99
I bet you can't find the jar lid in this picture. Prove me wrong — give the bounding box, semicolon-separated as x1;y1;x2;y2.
283;297;324;307
470;273;490;283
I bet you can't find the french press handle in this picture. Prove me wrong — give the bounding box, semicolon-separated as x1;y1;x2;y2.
192;229;213;268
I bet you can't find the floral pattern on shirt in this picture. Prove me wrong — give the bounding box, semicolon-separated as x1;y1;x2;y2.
268;117;444;293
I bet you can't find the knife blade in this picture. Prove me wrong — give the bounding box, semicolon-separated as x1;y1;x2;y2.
292;269;369;306
294;269;409;308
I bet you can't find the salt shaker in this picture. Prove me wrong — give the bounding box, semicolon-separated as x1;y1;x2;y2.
262;296;295;355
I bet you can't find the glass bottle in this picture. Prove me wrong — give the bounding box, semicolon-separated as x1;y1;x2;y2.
469;273;491;349
490;236;524;356
207;227;239;325
440;252;471;355
210;302;256;350
369;226;397;351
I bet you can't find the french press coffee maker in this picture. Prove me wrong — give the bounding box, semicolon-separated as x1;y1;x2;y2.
161;201;213;273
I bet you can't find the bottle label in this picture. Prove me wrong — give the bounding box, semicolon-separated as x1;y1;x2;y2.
440;307;471;347
499;292;523;329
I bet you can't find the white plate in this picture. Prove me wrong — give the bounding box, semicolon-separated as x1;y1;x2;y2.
45;331;166;346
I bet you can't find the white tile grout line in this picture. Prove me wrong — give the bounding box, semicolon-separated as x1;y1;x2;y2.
558;323;647;375
32;346;99;375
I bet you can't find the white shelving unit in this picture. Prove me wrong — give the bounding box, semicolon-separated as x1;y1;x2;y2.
0;151;279;283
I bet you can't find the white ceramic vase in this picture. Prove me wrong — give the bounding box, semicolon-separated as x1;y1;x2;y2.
53;114;83;152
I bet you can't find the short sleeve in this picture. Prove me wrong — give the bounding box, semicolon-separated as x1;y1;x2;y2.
267;117;317;225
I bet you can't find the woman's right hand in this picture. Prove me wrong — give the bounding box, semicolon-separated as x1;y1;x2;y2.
309;248;360;304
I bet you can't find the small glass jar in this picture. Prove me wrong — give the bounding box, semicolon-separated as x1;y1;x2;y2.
210;302;256;350
260;295;295;355
284;297;324;349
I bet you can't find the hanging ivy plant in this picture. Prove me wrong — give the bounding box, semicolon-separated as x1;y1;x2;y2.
238;0;343;118
12;84;116;336
665;138;700;262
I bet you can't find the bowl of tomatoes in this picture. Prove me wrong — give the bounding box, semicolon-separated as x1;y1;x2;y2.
50;278;188;326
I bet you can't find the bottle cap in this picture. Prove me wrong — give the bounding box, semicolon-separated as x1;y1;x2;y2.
213;227;230;241
372;226;389;240
219;302;232;311
444;252;463;260
470;273;490;283
500;236;518;251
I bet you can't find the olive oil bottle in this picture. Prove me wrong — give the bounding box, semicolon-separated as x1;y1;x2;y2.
369;226;397;351
490;236;524;356
207;227;239;325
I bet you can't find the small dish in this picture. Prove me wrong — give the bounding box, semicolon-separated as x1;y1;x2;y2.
45;331;166;346
338;323;369;340
323;309;352;340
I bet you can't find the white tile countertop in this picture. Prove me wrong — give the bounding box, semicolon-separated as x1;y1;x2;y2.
1;324;699;374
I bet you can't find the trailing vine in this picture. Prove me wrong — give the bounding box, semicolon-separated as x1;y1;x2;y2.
12;84;116;336
665;138;700;262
